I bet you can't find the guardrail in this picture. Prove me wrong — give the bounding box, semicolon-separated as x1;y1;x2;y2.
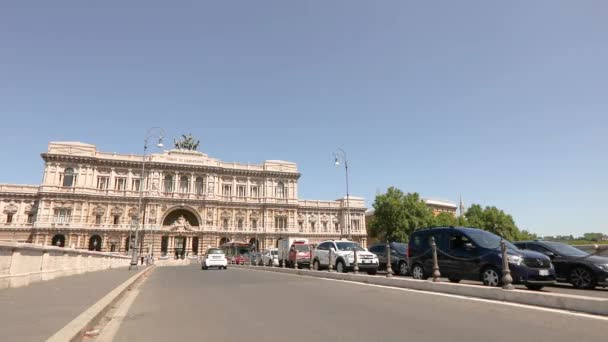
0;242;131;289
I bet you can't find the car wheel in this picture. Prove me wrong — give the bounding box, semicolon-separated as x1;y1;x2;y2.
482;267;501;287
336;260;346;273
448;277;461;283
570;267;596;289
313;259;320;271
525;284;544;291
367;269;377;275
411;264;425;280
398;261;408;276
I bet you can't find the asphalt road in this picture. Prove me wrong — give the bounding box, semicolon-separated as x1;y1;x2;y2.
0;267;134;342
113;265;605;342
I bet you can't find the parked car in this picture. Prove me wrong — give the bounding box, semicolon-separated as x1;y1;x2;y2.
312;239;379;275
288;243;312;268
408;227;556;290
514;240;608;289
368;242;409;276
202;248;228;270
250;252;263;266
232;254;249;265
262;248;279;267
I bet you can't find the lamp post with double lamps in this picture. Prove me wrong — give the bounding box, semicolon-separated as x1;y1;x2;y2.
333;148;351;240
129;127;165;271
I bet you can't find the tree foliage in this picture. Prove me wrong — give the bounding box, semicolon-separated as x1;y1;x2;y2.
464;204;534;241
369;187;435;243
434;212;457;227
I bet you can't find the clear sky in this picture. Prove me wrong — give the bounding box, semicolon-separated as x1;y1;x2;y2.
1;1;606;237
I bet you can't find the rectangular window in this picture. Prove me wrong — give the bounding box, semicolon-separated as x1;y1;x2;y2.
113;215;120;225
237;185;246;197
237;219;243;229
95;215;102;225
310;222;316;232
323;222;328;232
114;178;126;191
250;186;259;198
6;213;13;224
223;185;232;197
298;222;303;232
351;220;360;231
97;176;109;190
55;209;71;223
27;214;35;224
132;179;141;192
275;217;287;229
335;223;339;232
251;219;257;229
222;218;229;229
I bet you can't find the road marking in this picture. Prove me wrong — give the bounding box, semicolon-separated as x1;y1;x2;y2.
233;267;608;321
95;287;141;342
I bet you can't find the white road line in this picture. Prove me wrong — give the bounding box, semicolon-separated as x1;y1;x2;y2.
232;267;608;321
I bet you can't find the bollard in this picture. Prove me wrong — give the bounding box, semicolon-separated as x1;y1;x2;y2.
431;237;441;282
328;248;334;272
501;239;514;290
353;248;359;274
294;253;299;269
386;243;393;278
282;254;286;268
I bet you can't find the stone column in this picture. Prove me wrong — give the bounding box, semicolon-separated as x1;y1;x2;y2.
76;235;81;249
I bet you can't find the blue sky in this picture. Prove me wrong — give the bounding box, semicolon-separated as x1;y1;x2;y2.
1;1;606;237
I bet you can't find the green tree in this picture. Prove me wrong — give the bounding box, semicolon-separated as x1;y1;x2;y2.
369;187;435;243
465;204;521;241
583;233;604;242
434;212;458;226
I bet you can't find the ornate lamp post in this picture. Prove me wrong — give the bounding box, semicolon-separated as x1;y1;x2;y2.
129;127;165;271
333;148;351;240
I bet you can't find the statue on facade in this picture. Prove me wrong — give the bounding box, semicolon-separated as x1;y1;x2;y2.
170;215;193;231
174;134;200;151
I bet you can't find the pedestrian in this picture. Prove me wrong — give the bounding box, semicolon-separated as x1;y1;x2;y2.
140;256;144;265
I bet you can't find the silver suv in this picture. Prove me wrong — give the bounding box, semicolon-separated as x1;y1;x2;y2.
312;240;379;275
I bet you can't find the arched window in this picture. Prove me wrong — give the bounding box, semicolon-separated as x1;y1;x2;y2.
276;182;286;199
52;234;66;247
179;176;189;193
88;235;102;251
164;175;174;193
62;168;75;187
195;177;205;195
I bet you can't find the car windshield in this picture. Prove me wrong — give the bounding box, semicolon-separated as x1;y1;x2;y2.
391;243;407;254
544;242;589;257
271;250;278;255
335;242;365;251
465;230;519;250
207;248;224;255
294;245;310;252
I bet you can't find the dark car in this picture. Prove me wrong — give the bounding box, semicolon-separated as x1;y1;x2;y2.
368;242;409;276
514;241;608;289
250;252;263;266
408;227;556;290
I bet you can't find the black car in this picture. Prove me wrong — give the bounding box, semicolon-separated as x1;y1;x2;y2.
408;227;556;290
514;241;608;289
368;242;409;276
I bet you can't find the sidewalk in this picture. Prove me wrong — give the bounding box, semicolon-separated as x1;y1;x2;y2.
0;267;137;342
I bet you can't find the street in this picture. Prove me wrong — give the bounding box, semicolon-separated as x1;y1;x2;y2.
112;265;605;342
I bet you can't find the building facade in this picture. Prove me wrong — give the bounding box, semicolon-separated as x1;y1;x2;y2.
0;141;367;257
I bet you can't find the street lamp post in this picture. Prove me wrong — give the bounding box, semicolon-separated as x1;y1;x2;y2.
129;127;165;271
333;148;351;240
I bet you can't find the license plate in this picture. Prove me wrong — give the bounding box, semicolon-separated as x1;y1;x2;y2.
539;270;549;276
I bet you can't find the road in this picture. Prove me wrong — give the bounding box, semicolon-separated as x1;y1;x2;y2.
112;265;605;342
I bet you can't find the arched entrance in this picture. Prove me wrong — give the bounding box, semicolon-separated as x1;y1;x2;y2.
88;235;102;251
249;238;260;252
162;208;200;227
52;234;65;247
219;237;230;246
174;236;186;259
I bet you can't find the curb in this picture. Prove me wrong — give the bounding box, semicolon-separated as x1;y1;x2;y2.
233;265;608;316
46;266;154;342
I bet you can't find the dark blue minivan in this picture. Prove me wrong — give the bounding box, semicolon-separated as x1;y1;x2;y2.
408;227;556;290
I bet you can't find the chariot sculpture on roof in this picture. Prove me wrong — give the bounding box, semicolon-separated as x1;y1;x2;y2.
174;133;200;151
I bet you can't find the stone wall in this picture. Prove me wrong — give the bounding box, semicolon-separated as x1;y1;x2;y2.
0;242;131;289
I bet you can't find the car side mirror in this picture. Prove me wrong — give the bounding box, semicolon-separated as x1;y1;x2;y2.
464;242;475;250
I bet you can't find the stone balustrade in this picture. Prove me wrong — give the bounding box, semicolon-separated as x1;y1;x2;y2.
0;242;131;289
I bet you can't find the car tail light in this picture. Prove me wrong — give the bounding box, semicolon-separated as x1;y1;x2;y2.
407;246;411;258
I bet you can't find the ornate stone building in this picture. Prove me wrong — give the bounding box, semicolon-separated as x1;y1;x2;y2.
0;141;367;257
